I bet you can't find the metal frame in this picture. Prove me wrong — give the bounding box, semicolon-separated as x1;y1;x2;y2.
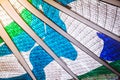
19;0;120;76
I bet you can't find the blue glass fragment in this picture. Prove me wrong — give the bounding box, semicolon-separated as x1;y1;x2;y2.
97;33;120;61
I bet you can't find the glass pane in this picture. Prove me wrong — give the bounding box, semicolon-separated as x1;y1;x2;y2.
0;0;119;80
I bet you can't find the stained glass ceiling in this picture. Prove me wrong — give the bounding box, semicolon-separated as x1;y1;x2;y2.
0;0;120;80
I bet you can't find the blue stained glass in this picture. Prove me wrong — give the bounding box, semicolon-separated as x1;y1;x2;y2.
0;44;12;56
30;15;77;60
30;46;53;79
97;33;120;61
12;32;35;52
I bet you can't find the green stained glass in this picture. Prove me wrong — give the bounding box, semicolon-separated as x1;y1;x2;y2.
20;9;32;25
28;0;32;3
5;22;23;38
0;38;3;44
78;60;120;79
0;9;32;45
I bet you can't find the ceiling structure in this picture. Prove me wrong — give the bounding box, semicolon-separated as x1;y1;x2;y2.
0;0;120;80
